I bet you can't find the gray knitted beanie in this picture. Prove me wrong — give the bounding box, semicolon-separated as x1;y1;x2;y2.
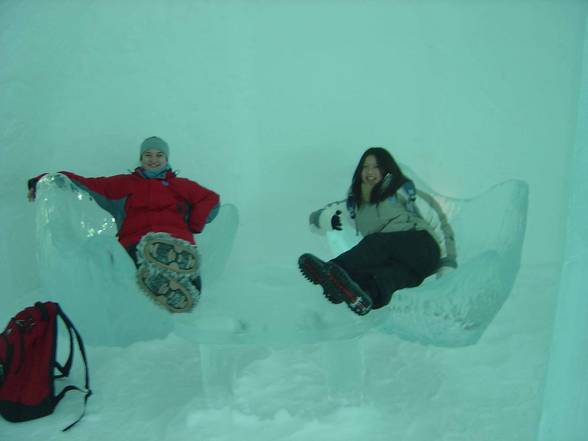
140;136;169;159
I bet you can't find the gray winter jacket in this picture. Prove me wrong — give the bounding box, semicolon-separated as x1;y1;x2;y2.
309;186;457;270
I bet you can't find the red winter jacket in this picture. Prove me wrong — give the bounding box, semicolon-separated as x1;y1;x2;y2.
30;169;220;247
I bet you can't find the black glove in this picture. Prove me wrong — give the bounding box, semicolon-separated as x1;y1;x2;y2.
27;177;38;191
330;210;342;230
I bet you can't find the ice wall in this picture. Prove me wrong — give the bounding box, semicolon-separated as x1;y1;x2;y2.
1;2;584;321
538;13;588;439
0;1;587;439
2;0;584;333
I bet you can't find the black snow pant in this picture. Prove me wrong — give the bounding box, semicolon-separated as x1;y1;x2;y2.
331;230;440;309
125;243;202;292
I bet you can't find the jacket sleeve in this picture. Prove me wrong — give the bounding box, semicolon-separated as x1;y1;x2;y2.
28;172;130;200
415;189;458;269
185;182;220;234
59;172;131;200
308;199;349;235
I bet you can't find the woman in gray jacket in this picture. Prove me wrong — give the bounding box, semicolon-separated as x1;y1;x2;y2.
298;147;457;316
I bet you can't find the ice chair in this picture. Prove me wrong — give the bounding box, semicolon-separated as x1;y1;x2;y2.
378;178;529;347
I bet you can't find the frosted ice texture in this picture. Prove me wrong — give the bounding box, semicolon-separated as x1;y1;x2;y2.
371;177;529;346
35;173;240;347
35;174;173;346
324;167;529;346
34;173;527;348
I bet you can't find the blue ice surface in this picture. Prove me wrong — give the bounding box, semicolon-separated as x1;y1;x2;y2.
375;178;529;347
34;172;528;348
325;168;529;346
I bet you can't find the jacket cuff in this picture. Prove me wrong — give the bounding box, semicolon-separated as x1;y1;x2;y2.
439;257;458;269
206;204;220;224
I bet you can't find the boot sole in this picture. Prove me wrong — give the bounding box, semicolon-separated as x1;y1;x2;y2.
137;266;196;313
140;234;200;274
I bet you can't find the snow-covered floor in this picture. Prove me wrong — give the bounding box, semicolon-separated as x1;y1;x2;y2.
2;263;558;441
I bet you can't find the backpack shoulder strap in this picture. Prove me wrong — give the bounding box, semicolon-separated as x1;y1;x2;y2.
34;302;71;378
54;304;92;432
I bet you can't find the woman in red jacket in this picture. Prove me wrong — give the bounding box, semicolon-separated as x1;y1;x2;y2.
28;136;220;313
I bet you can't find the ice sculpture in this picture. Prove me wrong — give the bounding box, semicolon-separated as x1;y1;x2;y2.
34;174;239;347
177;176;528;404
335;174;529;347
33;172;528;406
35;174;173;346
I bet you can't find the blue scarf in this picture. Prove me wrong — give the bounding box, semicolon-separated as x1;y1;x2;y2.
140;164;172;179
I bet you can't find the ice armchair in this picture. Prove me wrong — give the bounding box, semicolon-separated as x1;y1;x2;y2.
377;179;529;346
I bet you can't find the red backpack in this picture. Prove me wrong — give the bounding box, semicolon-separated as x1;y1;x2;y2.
0;301;91;431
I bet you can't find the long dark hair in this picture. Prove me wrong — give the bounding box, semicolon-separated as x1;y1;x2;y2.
347;147;411;211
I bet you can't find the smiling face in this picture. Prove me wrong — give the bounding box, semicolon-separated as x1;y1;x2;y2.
361;155;382;188
141;149;168;170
